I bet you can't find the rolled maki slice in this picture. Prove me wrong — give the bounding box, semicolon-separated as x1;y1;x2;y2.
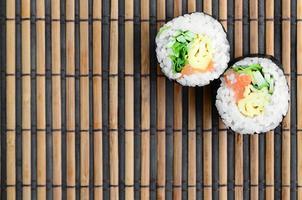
156;12;230;87
215;57;289;134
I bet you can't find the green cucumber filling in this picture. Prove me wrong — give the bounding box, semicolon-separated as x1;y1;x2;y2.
233;63;274;94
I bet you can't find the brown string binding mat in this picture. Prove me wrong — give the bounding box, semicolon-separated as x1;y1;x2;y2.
0;0;300;199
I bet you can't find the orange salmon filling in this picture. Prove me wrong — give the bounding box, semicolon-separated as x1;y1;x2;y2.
180;61;214;76
224;70;252;102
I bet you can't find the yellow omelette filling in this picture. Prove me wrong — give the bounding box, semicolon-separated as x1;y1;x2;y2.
237;85;271;117
187;34;213;70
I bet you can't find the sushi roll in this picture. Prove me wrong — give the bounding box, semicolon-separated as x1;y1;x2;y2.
215;56;290;134
155;12;230;86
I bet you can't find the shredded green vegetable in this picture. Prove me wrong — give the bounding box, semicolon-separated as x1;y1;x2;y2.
169;30;196;73
233;64;262;74
232;63;274;93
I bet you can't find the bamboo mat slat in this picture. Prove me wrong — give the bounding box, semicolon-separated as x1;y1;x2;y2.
0;0;300;199
234;0;243;199
125;0;135;199
65;0;76;199
265;0;275;199
79;0;90;199
140;0;150;199
188;88;196;199
156;1;166;200
218;1;228;199
6;0;16;199
51;0;62;199
203;1;213;199
187;2;196;200
172;2;182;200
109;0;119;199
21;0;31;199
36;0;46;199
92;0;103;199
249;1;259;200
282;0;291;199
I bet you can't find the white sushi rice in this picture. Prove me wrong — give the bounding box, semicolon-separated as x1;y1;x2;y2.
216;57;290;134
155;12;230;86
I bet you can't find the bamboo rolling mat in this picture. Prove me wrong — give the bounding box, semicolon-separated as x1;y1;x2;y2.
0;0;301;199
